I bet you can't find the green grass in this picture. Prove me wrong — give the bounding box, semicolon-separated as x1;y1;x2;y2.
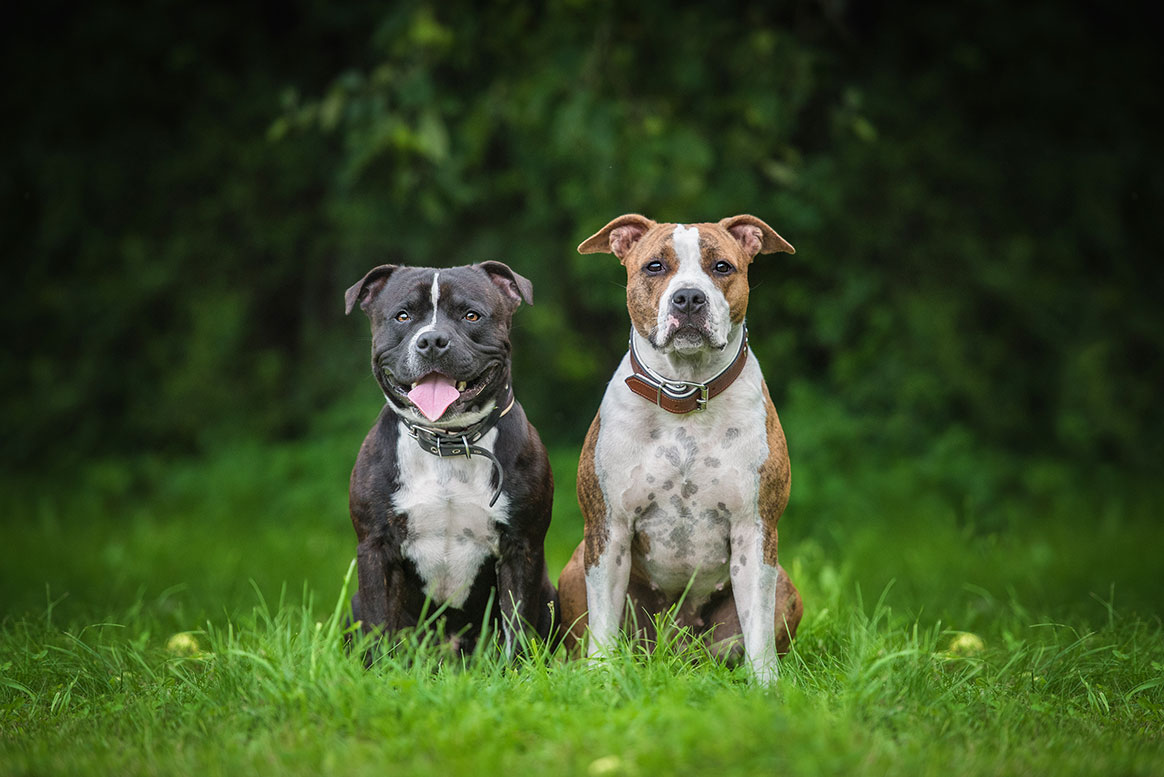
2;399;1163;775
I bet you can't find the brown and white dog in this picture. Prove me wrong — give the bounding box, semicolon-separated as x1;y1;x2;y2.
558;214;803;684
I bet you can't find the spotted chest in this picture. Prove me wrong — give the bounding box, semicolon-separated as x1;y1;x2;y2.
391;426;511;610
595;354;770;604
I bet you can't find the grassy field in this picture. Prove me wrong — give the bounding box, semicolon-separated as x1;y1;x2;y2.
2;396;1163;775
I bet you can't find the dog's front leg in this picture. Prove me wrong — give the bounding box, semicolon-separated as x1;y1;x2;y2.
729;518;781;685
495;533;546;659
355;535;407;635
583;520;632;658
355;535;390;628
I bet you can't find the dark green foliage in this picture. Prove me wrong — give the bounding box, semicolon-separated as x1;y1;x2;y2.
3;0;1161;468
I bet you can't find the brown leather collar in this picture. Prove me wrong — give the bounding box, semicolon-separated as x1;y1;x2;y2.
624;328;749;414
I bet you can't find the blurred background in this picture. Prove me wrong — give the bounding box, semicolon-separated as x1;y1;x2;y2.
2;1;1161;624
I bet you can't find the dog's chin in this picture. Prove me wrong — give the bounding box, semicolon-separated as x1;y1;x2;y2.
397;401;498;429
655;326;724;356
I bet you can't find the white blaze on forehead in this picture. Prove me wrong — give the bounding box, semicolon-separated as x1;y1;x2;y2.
671;224;702;273
423;271;441;330
406;271;442;375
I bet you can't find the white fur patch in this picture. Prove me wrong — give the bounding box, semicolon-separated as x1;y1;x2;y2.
672;223;701;269
392;425;510;610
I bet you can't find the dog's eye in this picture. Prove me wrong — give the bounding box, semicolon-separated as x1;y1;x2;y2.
394;311;411;322
645;260;665;274
713;261;734;275
464;311;480;322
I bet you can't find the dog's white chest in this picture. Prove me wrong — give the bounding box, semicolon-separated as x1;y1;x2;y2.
392;428;509;610
597;356;770;601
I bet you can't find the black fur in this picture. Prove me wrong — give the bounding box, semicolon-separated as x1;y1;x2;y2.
345;263;557;656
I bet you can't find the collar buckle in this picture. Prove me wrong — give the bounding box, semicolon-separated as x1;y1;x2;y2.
695;383;709;412
654;379;709;410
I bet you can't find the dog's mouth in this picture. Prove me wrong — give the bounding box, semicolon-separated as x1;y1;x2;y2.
656;319;717;349
672;323;709;340
384;365;498;422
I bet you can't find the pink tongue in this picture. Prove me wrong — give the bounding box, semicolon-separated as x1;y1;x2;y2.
407;374;461;422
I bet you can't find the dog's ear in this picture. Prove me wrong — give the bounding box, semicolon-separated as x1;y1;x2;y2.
345;264;398;315
578;214;657;262
718;215;795;259
478;261;534;307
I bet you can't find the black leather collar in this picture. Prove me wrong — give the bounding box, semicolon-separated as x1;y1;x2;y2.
399;390;514;507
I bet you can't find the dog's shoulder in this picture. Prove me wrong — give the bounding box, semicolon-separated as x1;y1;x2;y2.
577;410;606;567
349;406;405;538
757;381;790;530
492;401;554;529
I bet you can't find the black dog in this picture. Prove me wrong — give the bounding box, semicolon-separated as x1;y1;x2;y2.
344;261;557;655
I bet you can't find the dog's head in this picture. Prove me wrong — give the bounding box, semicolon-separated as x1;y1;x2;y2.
579;215;793;357
345;262;532;427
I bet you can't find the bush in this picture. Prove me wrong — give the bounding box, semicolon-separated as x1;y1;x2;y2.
4;0;1160;469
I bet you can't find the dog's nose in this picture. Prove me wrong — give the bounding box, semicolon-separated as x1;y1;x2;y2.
670;288;707;314
414;330;451;357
